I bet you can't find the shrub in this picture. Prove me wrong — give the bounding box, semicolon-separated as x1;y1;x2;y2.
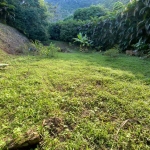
45;43;60;58
60;20;85;42
49;23;61;40
73;5;107;21
132;39;149;54
104;46;119;58
33;41;60;58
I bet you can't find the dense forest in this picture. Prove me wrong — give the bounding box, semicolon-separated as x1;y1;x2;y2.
49;0;150;55
0;0;50;41
0;0;150;55
46;0;130;20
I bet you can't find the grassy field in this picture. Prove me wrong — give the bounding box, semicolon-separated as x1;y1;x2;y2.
0;49;150;150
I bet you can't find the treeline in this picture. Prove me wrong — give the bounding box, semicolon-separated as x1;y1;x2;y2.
0;0;149;54
0;0;50;41
49;0;150;53
46;0;129;20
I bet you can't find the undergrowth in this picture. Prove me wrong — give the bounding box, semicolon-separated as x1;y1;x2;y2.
0;49;150;149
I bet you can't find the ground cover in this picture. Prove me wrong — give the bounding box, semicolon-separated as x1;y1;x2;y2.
0;50;150;149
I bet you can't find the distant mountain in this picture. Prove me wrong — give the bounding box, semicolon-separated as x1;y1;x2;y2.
45;0;130;21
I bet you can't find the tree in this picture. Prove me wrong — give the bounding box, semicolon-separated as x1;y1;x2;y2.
0;0;15;23
45;0;130;20
113;1;125;13
73;5;107;21
48;0;150;54
3;0;50;41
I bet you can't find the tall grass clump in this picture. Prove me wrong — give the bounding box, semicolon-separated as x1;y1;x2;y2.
104;46;120;58
33;41;60;58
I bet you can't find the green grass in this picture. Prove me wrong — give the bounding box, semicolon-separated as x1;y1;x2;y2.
0;50;150;150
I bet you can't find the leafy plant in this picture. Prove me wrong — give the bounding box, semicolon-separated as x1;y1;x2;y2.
3;0;50;41
73;5;107;21
73;32;92;51
133;39;149;51
45;43;60;58
33;41;60;58
0;0;15;23
113;1;125;13
41;43;59;58
104;46;120;58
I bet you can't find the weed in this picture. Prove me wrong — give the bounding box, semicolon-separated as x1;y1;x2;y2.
104;46;120;58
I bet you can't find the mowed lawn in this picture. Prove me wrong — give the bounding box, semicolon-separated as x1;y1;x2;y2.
0;50;150;150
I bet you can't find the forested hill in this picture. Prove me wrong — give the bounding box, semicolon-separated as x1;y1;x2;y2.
45;0;129;20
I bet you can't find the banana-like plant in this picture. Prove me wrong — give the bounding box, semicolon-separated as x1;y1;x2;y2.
73;32;92;51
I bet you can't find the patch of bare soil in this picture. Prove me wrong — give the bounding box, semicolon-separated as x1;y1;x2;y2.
42;117;64;136
0;23;31;54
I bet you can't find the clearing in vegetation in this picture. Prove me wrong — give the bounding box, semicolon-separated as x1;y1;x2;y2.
0;48;150;150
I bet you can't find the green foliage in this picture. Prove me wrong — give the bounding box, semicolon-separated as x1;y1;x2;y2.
46;0;130;20
49;0;150;54
2;0;50;41
42;43;60;58
133;38;149;51
63;15;74;21
0;0;15;23
113;1;125;13
104;46;120;57
49;19;86;42
33;40;60;58
73;5;107;21
73;32;92;51
59;20;83;42
49;23;61;40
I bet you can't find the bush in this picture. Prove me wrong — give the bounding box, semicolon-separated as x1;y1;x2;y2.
45;43;60;58
73;5;107;21
60;20;85;42
40;43;60;58
49;23;61;40
49;20;86;42
132;39;149;54
104;46;119;58
33;41;60;58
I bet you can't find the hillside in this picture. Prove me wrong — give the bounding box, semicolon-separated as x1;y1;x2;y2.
0;23;30;54
46;0;130;20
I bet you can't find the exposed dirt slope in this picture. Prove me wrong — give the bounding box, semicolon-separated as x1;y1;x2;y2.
0;23;30;54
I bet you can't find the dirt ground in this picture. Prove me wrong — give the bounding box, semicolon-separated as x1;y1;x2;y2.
0;23;30;54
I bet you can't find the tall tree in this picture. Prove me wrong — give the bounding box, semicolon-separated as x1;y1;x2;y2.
73;5;107;21
0;0;15;23
2;0;50;41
